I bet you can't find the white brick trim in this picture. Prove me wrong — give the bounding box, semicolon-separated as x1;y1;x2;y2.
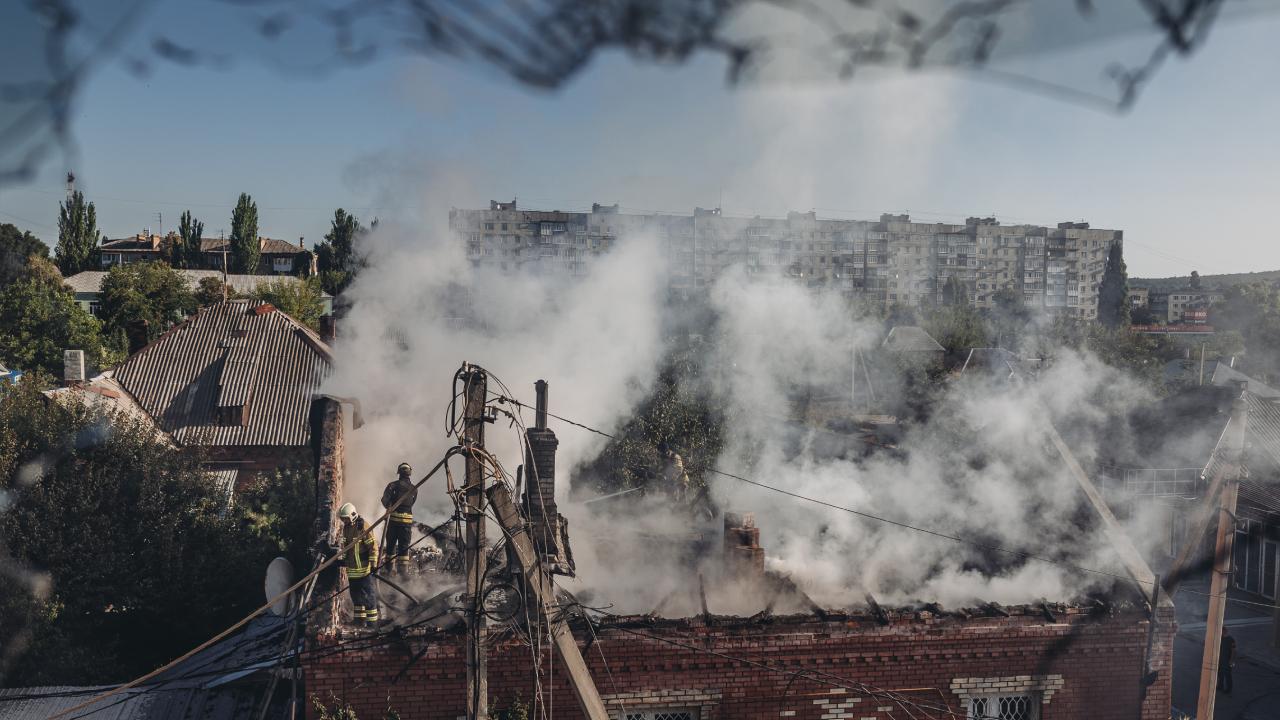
950;674;1065;705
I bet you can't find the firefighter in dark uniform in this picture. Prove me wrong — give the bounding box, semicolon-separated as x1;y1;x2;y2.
337;502;379;628
381;462;417;577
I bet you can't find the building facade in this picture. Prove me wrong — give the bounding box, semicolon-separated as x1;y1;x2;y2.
450;202;1122;317
99;233;315;276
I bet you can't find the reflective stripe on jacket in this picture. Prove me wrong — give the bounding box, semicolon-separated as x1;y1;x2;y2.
343;518;378;579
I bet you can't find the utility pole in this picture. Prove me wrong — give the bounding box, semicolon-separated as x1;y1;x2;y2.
461;364;489;720
220;230;229;302
1197;385;1248;720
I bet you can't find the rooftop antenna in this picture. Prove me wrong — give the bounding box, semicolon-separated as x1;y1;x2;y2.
155;212;163;237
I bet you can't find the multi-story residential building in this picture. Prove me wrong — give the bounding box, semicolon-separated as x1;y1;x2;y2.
450;201;1123;317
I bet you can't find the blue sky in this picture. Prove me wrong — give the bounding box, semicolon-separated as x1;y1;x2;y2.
1;1;1278;277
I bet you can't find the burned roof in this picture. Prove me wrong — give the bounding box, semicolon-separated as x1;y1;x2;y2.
112;300;332;447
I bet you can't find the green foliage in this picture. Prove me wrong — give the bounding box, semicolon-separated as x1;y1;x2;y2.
55;191;100;276
921;305;989;365
195;276;232;306
495;694;530;720
576;342;724;497
1189;270;1201;290
310;694;401;720
236;466;315;572
315;208;365;295
0;223;49;289
99;261;197;353
1130;304;1157;325
172;210;205;269
1097;241;1129;329
0;266;117;376
252;277;325;331
230;193;260;274
0;379;281;684
1210;282;1280;380
941;275;968;307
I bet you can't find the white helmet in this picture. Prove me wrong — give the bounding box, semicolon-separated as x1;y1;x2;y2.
337;502;358;522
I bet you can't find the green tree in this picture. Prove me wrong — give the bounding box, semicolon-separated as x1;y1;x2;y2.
314;208;364;295
0;261;117;376
0;223;49;289
194;276;231;306
575;342;724;500
941;275;968;307
1189;270;1201;290
229;193;260;274
922;305;989;366
1210;282;1280;380
253;277;325;332
54;190;100;275
1097;241;1129;328
0;379;284;685
172;210;205;269
99;262;196;353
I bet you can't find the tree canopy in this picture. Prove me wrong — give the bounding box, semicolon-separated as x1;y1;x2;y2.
0;378;307;685
252;277;326;332
0;261;119;376
54;191;100;276
171;210;205;269
99;262;196;353
0;223;49;290
1097;241;1129;329
315;208;365;296
229;193;260;274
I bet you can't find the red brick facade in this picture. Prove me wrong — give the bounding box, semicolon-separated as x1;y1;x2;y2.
305;605;1175;720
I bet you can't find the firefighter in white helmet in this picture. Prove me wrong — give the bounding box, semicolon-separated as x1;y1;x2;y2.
337;502;379;628
380;463;417;577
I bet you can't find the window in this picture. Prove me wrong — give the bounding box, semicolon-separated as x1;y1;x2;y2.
272;257;293;272
624;711;697;720
969;694;1038;720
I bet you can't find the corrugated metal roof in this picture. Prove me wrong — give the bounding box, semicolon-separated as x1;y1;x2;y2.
113;300;331;448
200;237;305;255
43;372;171;442
1210;363;1280;399
882;326;944;354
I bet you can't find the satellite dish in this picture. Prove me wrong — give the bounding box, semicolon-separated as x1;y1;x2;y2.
265;557;296;616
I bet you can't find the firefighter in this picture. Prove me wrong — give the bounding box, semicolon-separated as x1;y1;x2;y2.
661;444;690;503
337;502;380;628
381;462;417;576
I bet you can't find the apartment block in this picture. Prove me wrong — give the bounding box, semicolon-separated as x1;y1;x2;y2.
450;202;1122;317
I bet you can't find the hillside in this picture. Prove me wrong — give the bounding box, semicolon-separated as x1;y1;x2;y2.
1132;269;1280;292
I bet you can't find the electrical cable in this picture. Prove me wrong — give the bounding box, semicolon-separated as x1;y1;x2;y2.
493;395;1280;614
47;448;463;720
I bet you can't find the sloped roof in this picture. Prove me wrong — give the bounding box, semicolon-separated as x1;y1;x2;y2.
200;237;307;255
882;326;944;354
43;371;166;438
64;270;330;299
1209;362;1280;399
0;616;289;719
112;300;332;447
1201;392;1280;514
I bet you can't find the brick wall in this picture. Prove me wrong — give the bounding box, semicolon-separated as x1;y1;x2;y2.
304;605;1176;720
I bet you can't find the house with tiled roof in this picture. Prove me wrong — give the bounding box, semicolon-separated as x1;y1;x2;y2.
107;299;334;476
199;237;315;276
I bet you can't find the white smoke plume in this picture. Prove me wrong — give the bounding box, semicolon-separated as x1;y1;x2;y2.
322;191;1169;617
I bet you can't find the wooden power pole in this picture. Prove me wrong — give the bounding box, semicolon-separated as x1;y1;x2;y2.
461;364;489;720
1197;386;1248;720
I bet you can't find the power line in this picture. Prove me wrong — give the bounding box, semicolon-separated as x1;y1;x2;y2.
494;395;1280;614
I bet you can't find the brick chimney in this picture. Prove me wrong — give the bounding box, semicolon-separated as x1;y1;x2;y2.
523;380;572;574
723;512;765;578
319;315;336;343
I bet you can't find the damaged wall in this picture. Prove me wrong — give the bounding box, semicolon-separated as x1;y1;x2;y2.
304;604;1175;720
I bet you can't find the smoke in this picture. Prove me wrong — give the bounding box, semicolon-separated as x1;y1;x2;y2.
321;185;1175;618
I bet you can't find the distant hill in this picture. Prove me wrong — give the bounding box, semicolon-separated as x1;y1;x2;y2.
1132;270;1280;292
